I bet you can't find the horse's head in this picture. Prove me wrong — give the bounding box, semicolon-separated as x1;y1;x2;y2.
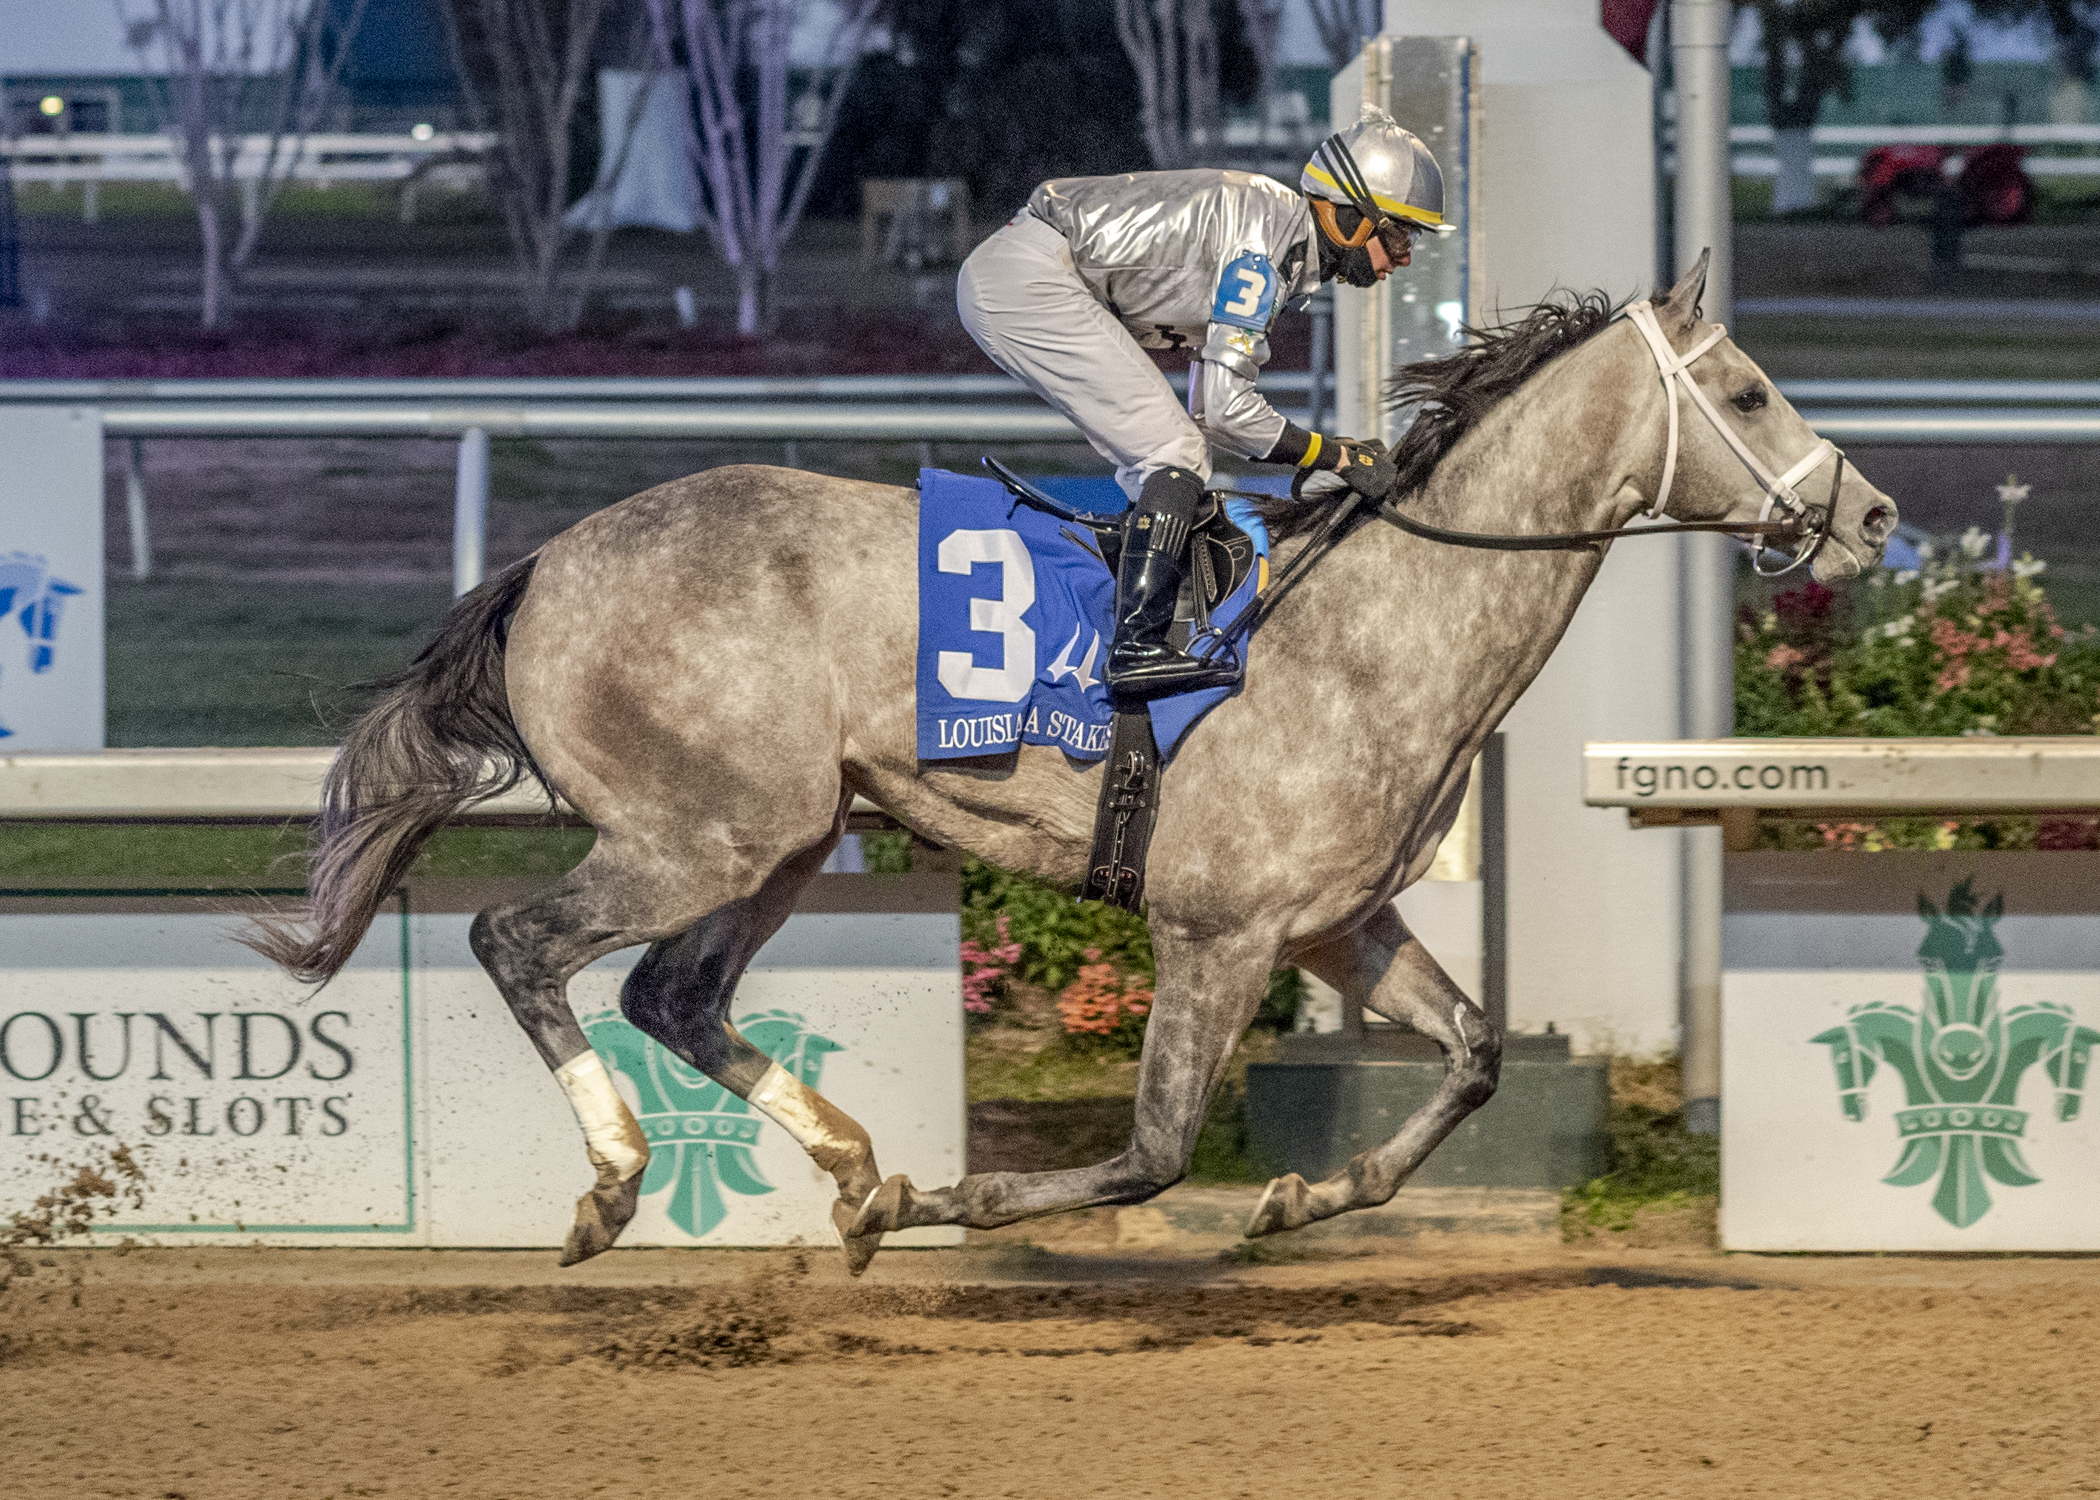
1811;1022;1875;1121
1631;254;1897;583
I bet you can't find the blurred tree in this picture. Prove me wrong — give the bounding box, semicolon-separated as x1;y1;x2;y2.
1746;3;1934;215
1114;0;1221;168
1972;2;2100;83
444;0;615;332
1304;0;1377;72
812;0;1151;219
120;0;370;329
645;0;880;336
1235;0;1285;128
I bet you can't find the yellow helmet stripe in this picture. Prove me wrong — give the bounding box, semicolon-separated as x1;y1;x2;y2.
1303;164;1445;227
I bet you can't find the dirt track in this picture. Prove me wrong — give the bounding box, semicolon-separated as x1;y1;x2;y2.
3;1241;2095;1498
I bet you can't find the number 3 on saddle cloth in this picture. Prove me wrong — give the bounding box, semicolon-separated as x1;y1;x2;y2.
914;467;1270;908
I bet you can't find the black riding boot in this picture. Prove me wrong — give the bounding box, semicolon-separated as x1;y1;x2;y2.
1104;468;1241;704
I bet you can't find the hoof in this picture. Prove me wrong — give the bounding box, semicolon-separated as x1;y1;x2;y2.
833;1197;884;1278
559;1174;642;1267
1246;1173;1314;1239
836;1174;914;1277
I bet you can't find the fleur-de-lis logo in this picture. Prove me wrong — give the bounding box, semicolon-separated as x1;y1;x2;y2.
1812;878;2100;1227
580;1006;841;1238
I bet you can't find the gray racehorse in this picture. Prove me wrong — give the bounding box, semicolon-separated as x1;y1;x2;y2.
248;258;1895;1271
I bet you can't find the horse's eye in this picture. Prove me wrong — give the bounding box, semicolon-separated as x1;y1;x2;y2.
1733;386;1768;414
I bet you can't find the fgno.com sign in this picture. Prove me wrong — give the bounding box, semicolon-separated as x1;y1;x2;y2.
0;879;964;1248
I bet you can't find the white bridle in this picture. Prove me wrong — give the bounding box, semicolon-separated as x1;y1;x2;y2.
1623;299;1843;577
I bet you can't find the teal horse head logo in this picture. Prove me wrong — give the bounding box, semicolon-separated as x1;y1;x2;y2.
579;1006;841;1238
1811;878;2100;1228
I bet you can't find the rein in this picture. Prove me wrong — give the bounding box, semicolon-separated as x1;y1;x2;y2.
1318;298;1845;576
1372;503;1800;551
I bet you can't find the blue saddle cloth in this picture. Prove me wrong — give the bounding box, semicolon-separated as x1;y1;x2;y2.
915;468;1269;764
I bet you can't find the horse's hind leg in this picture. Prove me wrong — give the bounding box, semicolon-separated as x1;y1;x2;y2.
469;843;725;1265
1246;901;1501;1237
616;837;892;1274
851;929;1276;1236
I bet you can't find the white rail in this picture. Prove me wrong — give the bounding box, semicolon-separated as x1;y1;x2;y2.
0;132;493;188
1731;153;2100;180
93;401;1081;441
1730;123;2100;145
1724;122;2100;180
0;748;886;825
4;381;2088;599
0;372;1318;403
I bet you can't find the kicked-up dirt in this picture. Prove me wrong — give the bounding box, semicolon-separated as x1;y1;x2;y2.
1;1240;2095;1498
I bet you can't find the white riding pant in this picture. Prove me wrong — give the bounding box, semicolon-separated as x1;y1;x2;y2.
956;213;1209;503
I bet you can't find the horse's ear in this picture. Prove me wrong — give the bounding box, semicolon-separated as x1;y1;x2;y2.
1657;249;1710;329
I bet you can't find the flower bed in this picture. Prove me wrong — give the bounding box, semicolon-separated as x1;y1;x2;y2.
1737;529;2100;850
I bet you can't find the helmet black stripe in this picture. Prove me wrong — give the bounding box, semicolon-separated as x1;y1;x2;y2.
1320;133;1383;224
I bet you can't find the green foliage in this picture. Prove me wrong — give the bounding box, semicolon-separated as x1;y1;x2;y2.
960;858;1154;993
1183;1079;1265;1184
858;831;915;873
958;856;1306;1036
1562;1100;1720;1234
1257;966;1305;1033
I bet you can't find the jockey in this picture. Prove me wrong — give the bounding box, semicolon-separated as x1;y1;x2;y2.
957;106;1444;702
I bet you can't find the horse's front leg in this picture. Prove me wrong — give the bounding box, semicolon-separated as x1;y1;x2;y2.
852;931;1274;1235
1247;901;1501;1237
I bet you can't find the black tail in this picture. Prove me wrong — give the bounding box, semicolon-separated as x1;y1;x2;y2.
244;556;547;982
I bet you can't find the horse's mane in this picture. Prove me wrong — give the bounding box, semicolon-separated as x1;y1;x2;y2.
1256;288;1624;539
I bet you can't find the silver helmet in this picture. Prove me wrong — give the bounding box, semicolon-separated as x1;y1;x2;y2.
1301;105;1446;238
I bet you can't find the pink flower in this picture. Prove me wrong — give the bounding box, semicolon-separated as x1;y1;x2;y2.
959;913;1022;1015
1991;628;2056;673
1766;644;1806;672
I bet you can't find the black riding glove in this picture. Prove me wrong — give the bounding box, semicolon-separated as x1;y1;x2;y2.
1331;436;1397;501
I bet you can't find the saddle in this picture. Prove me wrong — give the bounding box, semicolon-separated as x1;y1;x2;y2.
980;456;1260;649
982;458;1261;911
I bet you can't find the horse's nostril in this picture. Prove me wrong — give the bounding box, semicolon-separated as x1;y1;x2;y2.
1862;504;1892;536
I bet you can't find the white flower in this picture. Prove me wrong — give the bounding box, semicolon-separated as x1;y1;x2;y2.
2013;555;2047;579
1879;613;1916;640
1915;541;1935;562
1893;569;1919;585
1960;527;1991;559
1920;577;1957;605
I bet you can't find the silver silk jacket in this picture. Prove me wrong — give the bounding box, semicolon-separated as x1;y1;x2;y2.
1026;169;1320;461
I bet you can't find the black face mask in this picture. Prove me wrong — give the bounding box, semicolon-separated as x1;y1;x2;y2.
1317;234;1380;288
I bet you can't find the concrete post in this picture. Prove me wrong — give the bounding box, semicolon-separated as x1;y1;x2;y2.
124;437;150;580
1381;1;1670;1058
453;426;489;598
1680;532;1731;1135
1671;0;1733;323
1672;0;1734;1132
